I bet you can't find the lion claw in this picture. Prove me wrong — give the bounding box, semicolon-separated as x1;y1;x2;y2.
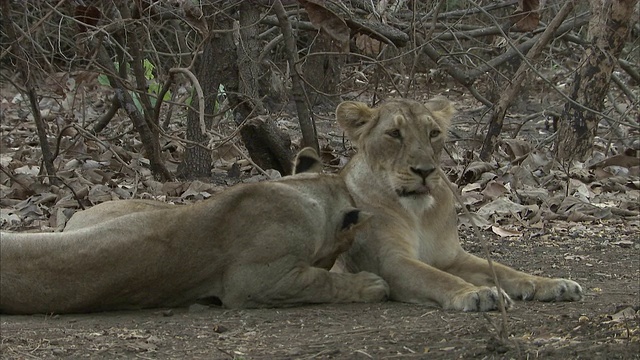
538;279;583;302
452;286;513;312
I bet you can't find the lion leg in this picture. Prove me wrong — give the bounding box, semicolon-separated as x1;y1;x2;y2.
382;256;513;312
223;266;389;308
445;252;583;302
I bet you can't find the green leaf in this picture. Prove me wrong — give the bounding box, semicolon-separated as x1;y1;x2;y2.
147;83;171;103
143;59;155;80
148;83;160;94
131;91;144;114
97;74;110;86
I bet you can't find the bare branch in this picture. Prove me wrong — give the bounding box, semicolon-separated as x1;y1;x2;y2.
273;0;318;153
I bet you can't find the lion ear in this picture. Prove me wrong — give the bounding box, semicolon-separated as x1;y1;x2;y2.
337;209;371;247
340;209;372;232
425;96;456;129
293;147;323;174
336;101;375;144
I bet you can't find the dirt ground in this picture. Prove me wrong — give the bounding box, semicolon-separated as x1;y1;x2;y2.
1;221;638;360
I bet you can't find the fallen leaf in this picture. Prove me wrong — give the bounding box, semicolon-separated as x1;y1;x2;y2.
461;191;484;206
610;240;634;247
458;212;491;229
491;226;521;237
14;165;40;176
299;0;350;52
476;197;537;220
0;209;20;226
355;34;381;55
461;183;481;193
590;153;640;169
512;0;541;32
462;161;494;184
604;307;638;324
502;138;531;160
482;181;509;199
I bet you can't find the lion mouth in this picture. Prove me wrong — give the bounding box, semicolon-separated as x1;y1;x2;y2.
396;185;430;197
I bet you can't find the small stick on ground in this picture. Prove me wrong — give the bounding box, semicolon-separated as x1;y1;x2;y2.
438;168;509;342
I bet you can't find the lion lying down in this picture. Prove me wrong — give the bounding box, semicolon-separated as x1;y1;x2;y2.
0;149;389;314
332;97;583;311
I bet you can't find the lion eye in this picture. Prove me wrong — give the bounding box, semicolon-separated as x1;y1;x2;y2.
430;129;441;138
387;129;402;139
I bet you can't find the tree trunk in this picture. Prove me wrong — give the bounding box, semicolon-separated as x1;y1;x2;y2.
273;0;319;154
177;7;237;180
555;0;637;161
235;1;294;175
303;32;343;108
479;1;576;161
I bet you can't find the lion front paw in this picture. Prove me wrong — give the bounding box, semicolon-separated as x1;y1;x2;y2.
531;278;583;302
448;286;513;312
353;271;390;302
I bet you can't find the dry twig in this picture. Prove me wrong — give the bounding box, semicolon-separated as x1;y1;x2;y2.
438;168;510;343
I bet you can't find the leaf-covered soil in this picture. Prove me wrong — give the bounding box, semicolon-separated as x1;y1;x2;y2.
1;222;638;359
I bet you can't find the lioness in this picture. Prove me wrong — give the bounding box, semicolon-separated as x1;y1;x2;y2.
0;149;389;314
332;97;583;311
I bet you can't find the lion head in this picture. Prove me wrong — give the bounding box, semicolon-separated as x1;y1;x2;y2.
336;97;456;206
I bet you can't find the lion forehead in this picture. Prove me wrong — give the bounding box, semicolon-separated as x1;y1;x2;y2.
377;104;439;134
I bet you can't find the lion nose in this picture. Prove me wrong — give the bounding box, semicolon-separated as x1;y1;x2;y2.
410;166;435;179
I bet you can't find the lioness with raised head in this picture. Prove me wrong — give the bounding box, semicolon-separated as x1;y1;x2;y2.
0;149;389;314
332;97;583;311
